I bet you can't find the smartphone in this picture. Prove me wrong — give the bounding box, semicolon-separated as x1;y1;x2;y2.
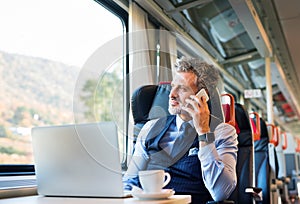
196;88;209;102
185;89;209;109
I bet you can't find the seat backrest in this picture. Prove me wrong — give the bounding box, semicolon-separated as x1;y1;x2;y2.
254;117;271;204
228;103;254;204
131;83;171;145
267;124;280;180
284;132;299;199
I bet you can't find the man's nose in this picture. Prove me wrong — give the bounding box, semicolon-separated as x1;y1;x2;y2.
169;88;177;98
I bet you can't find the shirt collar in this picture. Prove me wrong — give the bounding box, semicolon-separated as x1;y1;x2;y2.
176;115;194;130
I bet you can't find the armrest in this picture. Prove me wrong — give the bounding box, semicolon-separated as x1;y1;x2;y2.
245;187;263;201
206;187;263;203
276;179;283;188
284;177;291;184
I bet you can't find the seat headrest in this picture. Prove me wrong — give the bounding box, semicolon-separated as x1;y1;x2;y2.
222;104;231;123
259;118;268;139
254;118;269;151
131;83;171;124
209;88;224;131
131;85;158;124
148;83;171;120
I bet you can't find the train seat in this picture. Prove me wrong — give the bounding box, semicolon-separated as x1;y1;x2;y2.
284;132;300;201
253;117;271;204
225;103;262;203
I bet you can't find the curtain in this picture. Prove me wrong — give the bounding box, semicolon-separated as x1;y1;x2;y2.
129;2;156;93
129;2;177;91
127;2;177;156
159;27;177;82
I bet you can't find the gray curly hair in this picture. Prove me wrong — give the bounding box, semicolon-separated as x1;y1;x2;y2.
174;57;220;91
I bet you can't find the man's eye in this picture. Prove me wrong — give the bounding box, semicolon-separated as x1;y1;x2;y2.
179;87;188;92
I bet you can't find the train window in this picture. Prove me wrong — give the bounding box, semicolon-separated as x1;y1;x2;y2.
0;0;126;171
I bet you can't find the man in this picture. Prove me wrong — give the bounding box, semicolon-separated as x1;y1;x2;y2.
123;57;238;203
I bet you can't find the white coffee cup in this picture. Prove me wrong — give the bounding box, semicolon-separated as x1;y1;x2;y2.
138;170;171;193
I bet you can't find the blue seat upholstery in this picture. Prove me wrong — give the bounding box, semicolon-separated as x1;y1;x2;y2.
254;118;271;204
228;103;255;203
285;153;299;200
131;83;171;146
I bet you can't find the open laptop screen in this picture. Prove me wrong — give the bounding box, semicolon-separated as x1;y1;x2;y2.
32;122;128;197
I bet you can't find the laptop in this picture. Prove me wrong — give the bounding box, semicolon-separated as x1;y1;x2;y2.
31;121;130;197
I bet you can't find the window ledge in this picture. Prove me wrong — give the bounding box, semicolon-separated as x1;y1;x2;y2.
0;175;37;199
0;186;37;199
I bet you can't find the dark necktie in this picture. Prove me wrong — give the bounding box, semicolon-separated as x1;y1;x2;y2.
169;122;197;161
146;121;197;169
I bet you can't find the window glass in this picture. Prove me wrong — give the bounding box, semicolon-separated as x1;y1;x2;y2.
0;0;125;164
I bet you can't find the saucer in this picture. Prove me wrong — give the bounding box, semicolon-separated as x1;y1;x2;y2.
132;189;175;200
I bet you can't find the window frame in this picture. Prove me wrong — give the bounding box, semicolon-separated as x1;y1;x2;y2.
0;0;128;177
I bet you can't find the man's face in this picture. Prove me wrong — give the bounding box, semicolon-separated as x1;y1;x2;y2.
168;72;198;116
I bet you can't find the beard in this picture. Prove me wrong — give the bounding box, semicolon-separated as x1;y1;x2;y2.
168;99;191;118
168;99;186;115
168;105;181;115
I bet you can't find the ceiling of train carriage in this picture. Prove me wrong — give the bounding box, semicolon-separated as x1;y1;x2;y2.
139;0;300;136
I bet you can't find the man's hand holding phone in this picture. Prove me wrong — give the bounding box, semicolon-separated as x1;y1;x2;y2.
183;88;210;135
196;88;209;102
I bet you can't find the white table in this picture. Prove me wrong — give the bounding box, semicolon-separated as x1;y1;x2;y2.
0;195;191;204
